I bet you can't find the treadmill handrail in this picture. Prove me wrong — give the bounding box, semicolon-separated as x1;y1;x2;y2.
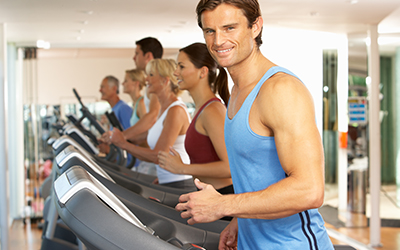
73;88;106;135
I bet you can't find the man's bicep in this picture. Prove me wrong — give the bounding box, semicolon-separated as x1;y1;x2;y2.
272;119;325;199
267;85;323;177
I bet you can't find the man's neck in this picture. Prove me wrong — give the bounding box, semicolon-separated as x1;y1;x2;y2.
228;49;274;90
107;95;120;108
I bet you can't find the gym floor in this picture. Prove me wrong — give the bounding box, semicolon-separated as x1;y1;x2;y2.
9;219;400;250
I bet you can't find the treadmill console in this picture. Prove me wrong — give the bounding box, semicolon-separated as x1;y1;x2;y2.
54;166;155;235
55;145;115;183
64;125;99;155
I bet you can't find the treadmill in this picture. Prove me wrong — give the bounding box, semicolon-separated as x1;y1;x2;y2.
54;166;219;250
53;135;196;197
53;144;229;233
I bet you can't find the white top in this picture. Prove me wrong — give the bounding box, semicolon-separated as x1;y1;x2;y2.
147;99;192;184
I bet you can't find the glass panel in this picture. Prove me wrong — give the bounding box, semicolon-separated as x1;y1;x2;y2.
323;50;338;184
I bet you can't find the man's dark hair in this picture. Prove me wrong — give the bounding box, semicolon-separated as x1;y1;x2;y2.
196;0;263;48
135;37;163;59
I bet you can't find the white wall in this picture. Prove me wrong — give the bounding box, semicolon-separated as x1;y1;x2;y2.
37;54;135;105
35;48;193;108
260;27;348;135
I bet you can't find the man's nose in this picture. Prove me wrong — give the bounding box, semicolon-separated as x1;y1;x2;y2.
214;30;226;46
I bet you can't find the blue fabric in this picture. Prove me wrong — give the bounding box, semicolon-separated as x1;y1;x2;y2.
112;100;133;166
224;66;333;250
112;100;132;130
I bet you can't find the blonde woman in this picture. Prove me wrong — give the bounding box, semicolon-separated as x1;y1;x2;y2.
110;59;194;189
122;69;147;127
121;69;148;169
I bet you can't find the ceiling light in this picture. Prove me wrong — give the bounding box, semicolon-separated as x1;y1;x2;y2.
76;36;81;40
346;0;358;4
36;40;50;49
82;21;89;25
80;29;85;33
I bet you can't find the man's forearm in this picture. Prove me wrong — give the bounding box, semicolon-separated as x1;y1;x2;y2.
220;176;324;220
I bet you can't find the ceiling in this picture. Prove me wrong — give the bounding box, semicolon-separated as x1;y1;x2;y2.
0;0;399;75
1;0;400;50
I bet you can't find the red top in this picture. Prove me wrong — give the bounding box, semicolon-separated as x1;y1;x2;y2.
185;98;221;164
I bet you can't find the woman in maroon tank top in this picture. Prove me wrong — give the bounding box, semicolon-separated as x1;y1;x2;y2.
158;43;234;194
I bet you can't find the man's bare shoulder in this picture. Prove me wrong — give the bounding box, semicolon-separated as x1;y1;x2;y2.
255;71;315;126
263;72;303;91
258;72;311;103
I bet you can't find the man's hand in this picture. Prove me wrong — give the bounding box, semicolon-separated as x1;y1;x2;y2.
218;218;238;250
175;179;224;225
158;147;185;174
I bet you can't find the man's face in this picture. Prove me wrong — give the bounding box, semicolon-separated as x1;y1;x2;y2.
201;3;257;69
133;45;147;71
99;78;115;101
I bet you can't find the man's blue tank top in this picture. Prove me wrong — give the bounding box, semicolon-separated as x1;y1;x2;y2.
224;66;333;250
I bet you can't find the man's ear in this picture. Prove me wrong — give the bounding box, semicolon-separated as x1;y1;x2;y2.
252;16;263;39
112;84;119;94
145;52;154;64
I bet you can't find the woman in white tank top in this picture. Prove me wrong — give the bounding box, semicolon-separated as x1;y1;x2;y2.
110;59;194;189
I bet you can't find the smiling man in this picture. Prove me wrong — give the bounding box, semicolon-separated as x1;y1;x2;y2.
175;1;334;249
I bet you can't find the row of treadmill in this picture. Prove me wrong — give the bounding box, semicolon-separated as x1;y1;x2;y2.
39;89;356;250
